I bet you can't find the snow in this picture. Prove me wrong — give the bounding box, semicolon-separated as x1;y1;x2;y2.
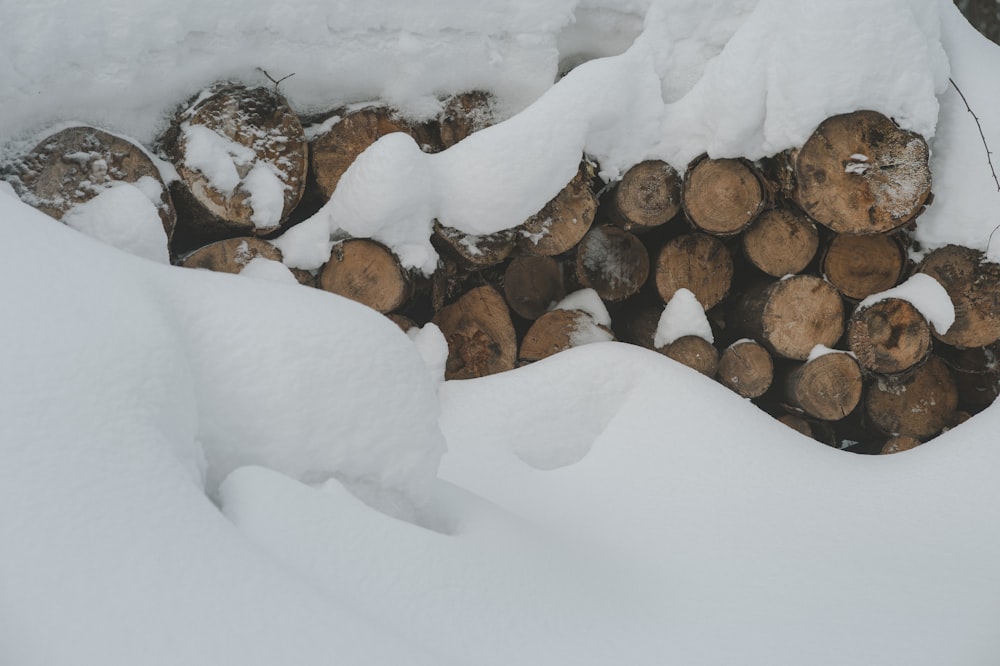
654;287;713;347
5;1;1000;665
238;256;299;284
551;288;611;326
858;273;956;335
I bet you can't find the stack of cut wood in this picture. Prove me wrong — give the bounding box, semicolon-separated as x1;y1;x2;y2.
6;83;1000;455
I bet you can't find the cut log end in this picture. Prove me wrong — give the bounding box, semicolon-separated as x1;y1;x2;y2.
655;233;734;309
612;160;682;230
880;435;922;454
866;356;959;439
683;157;764;236
433;285;517;379
518;161;598;256
918;244;1000;348
318;238;411;313
182;237;282;274
822;233;905;301
432;221;515;269
743;208;819;277
519;309;613;363
848;298;932;374
439;91;495;149
783;352;863;421
504;255;566;320
658;335;719;377
717;340;774;398
575;225;649;302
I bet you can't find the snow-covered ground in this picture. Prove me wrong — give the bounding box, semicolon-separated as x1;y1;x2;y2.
3;1;1000;664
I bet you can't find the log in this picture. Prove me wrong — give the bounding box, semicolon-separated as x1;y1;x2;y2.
386;313;417;332
5;126;176;240
880;435;922;454
160;84;307;243
503;255;566;320
518;161;598;256
682;157;765;236
654;233;733;309
439;91;495;148
729;275;845;360
821;233;906;301
574;225;649;302
938;343;1000;411
742;208;819;277
182;237;282;274
610;160;682;231
847;298;932;374
866;355;959;439
310;105;438;201
318;238;411;313
917;244;1000;348
658;335;719;377
519;309;614;363
782;352;863;421
717;340;774;398
432;221;515;269
777;414;813;437
432;285;517;379
793;110;931;234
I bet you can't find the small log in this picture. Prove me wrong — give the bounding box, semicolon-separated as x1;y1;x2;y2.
432;285;517;379
310;106;438;201
917;244;1000;348
682;157;765;236
778;414;814;437
182;237;282;274
6;126;176;239
318;238;411;313
847;298;932;374
717;340;774;398
782;352;863;421
821;233;906;301
729;275;845;361
866;355;959;439
654;233;733;309
432;221;515;269
439;91;495;148
610;160;682;231
574;225;649;302
518;161;598;256
881;435;922;454
160;84;307;242
503;255;566;320
658;335;719;377
742;208;819;277
793;110;931;234
938;343;1000;412
519;309;614;363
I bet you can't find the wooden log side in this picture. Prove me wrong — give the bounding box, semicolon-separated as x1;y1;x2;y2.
519;309;613;363
610;160;682;231
742;208;819;277
181;237;282;273
6;126;176;239
518;161;598;256
432;221;516;269
503;255;566;320
866;355;959;439
730;275;845;361
880;435;922;454
432;285;517;379
782;352;863;421
438;91;495;148
917;244;1000;348
682;157;764;236
658;335;719;377
310;106;438;201
574;225;649;302
793;110;931;234
847;298;932;374
318;238;411;313
717;340;774;398
821;233;906;301
654;233;733;309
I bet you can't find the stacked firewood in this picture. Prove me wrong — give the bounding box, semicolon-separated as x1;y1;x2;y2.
6;83;1000;454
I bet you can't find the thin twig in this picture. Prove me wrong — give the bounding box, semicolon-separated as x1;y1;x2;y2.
950;77;1000;192
257;68;296;91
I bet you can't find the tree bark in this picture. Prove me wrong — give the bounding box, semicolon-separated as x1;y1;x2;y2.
847;298;932;374
821;233;906;301
574;225;649;302
654;233;734;309
433;285;517;379
318;238;411;313
917;244;1000;348
866;355;960;439
683;157;765;236
610;160;682;231
742;208;819;277
717;339;774;398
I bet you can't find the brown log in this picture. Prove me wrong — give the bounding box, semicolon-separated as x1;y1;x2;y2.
386;313;417;332
682;157;764;236
432;221;515;269
938;343;1000;411
654;233;733;309
160;84;307;242
777;414;814;437
310;106;438;201
318;238;411;313
610;160;682;231
574;225;649;302
717;340;774;398
182;237;282;274
917;244;1000;348
503;255;566;320
6;126;176;240
880;435;922;454
782;352;863;421
729;275;845;360
658;335;719;377
439;91;495;148
866;355;959;439
793;110;931;234
519;309;614;363
742;208;819;277
847;298;932;374
518;161;597;256
432;285;517;379
290;268;317;288
821;233;906;301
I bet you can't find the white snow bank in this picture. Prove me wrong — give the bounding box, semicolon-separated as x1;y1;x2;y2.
858;273;955;335
654;287;713;347
238;256;299;284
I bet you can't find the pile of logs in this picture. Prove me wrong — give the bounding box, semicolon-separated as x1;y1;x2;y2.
5;83;1000;455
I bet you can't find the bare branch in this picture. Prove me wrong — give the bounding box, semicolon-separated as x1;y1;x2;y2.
950;77;1000;192
256;68;296;91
